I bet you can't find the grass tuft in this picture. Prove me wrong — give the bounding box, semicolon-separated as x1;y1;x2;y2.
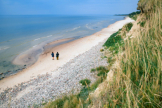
90;68;96;72
96;66;106;71
138;21;146;27
100;49;104;52
125;23;133;32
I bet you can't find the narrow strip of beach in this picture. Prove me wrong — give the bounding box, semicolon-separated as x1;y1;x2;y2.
0;17;134;94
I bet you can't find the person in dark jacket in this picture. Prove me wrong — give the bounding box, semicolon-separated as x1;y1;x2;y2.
51;52;54;60
56;52;59;60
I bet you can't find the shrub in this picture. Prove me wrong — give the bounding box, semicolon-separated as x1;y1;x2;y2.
126;23;133;32
97;70;107;77
90;68;96;72
100;49;104;52
79;79;91;87
103;30;124;55
140;21;146;27
96;66;106;71
104;56;107;58
138;21;146;27
44;95;79;108
103;31;122;48
128;11;141;20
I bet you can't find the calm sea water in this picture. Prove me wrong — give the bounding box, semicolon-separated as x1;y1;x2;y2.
0;15;124;79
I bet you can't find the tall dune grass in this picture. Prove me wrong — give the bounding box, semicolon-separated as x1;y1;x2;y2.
92;0;162;107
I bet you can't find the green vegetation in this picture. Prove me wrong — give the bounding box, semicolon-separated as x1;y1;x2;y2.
128;11;141;20
96;66;106;71
103;56;107;58
104;30;122;48
79;79;91;87
89;77;104;91
104;22;133;56
97;71;106;77
100;49;104;52
95;66;108;78
138;21;146;27
125;23;133;32
140;21;146;27
44;95;80;108
90;68;96;72
103;29;124;55
107;56;116;67
44;66;109;108
104;30;124;55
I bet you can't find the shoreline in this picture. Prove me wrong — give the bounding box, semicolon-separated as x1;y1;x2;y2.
0;17;134;93
12;38;75;66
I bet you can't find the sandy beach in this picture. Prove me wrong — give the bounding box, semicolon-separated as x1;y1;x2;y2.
0;17;134;107
0;17;134;93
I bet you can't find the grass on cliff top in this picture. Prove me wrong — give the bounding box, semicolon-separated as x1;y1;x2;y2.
103;22;133;48
103;30;122;48
128;11;141;20
91;0;162;107
104;22;133;56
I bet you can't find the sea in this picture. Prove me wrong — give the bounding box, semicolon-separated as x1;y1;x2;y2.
0;15;124;79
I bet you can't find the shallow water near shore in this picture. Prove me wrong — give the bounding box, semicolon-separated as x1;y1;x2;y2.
0;15;124;79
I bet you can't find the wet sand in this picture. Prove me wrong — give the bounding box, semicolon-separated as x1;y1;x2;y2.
0;17;134;93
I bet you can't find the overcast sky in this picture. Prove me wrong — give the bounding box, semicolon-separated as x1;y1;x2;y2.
0;0;139;15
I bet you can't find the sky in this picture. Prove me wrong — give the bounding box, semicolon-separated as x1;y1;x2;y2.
0;0;139;15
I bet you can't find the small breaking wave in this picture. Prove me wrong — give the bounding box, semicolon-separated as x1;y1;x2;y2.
66;26;81;32
34;35;52;41
32;45;37;48
86;24;94;30
0;46;10;51
46;35;52;38
34;38;41;41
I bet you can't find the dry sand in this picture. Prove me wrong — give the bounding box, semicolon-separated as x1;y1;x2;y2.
0;17;134;93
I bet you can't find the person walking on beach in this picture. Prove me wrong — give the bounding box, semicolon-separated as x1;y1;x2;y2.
56;52;59;60
51;52;54;60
